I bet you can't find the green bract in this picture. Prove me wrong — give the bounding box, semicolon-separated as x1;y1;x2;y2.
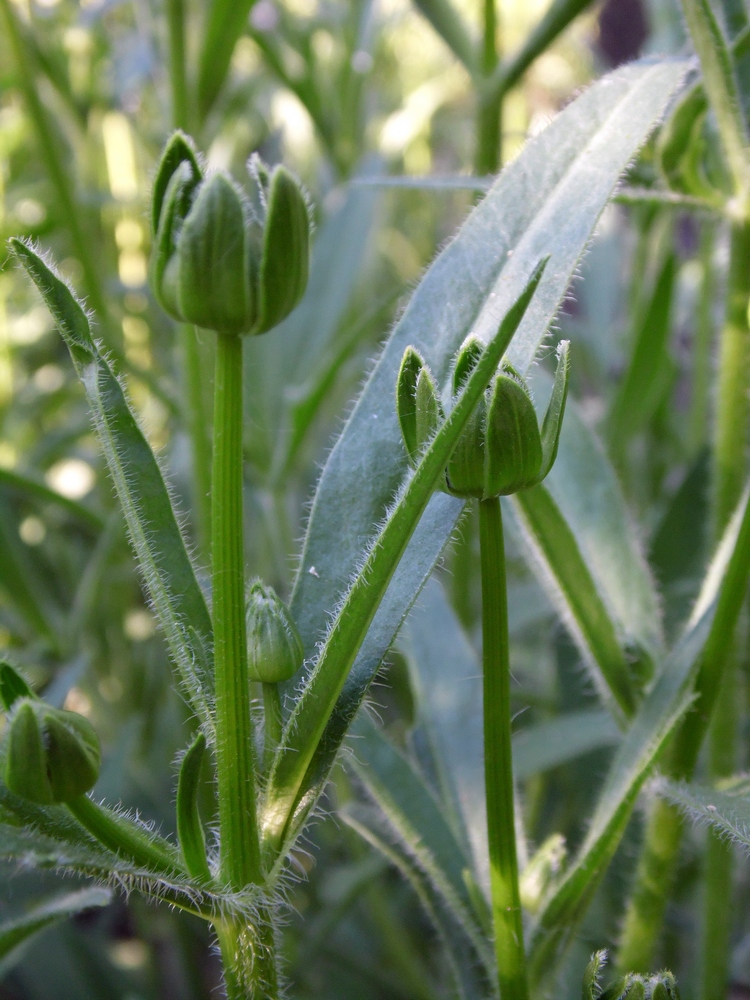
150;132;310;336
4;698;101;804
396;339;570;499
246;581;304;684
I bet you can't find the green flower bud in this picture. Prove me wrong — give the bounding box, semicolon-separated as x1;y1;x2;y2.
150;133;310;337
246;581;304;684
396;347;444;465
4;698;100;804
445;338;570;499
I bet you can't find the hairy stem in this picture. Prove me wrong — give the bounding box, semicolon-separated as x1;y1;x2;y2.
212;334;261;889
215;915;279;1000
479;497;528;1000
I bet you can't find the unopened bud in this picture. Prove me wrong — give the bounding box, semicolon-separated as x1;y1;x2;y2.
246;582;304;684
151;133;310;337
4;698;100;804
396;347;444;465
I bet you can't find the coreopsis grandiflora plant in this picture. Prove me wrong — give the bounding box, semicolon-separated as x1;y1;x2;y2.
4;60;721;1000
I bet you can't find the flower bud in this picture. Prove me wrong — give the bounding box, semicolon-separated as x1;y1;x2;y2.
246;582;304;684
150;133;310;337
4;698;100;804
445;338;570;499
396;347;444;466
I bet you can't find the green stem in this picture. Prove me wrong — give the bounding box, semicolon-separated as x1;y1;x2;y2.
678;0;749;200
215;913;278;1000
697;220;750;1000
212;333;261;889
616;798;683;974
67;795;186;879
0;0;108;326
181;325;213;556
479;497;528;1000
475;0;502;174
711;221;750;536
688;220;717;456
166;0;190;132
262;682;283;771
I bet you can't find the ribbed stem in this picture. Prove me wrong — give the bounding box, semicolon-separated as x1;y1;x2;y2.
479;497;528;1000
215;912;278;1000
165;0;190;132
212;333;261;889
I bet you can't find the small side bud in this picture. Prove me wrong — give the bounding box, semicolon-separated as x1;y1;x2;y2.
452;335;483;395
255;165;311;334
519;832;566;914
538;339;570;481
176;733;211;883
582;951;608;1000
151;131;202;235
4;699;100;804
396;347;443;466
246;582;304;684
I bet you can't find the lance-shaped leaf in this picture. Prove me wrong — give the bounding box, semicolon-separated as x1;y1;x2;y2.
196;0;257;121
0;887;111;977
10;240;214;731
273;59;687;862
263;261;548;860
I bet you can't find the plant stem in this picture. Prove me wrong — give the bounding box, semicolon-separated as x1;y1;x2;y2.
165;0;190;132
479;496;528;1000
212;333;261;890
616;797;683;973
215;912;278;1000
697;219;750;1000
475;0;502;174
688;221;717;456
262;682;283;771
678;0;749;201
181;325;213;556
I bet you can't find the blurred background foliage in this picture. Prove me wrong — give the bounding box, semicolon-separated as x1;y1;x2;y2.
0;0;740;996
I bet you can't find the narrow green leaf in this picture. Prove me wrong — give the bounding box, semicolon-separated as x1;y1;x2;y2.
411;0;477;73
196;0;256;121
274;60;687;862
511;485;638;720
347;715;494;973
176;733;211;883
0;887;111;975
10;240;214;730
609;256;677;456
341;802;491;1000
512;711;621;780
